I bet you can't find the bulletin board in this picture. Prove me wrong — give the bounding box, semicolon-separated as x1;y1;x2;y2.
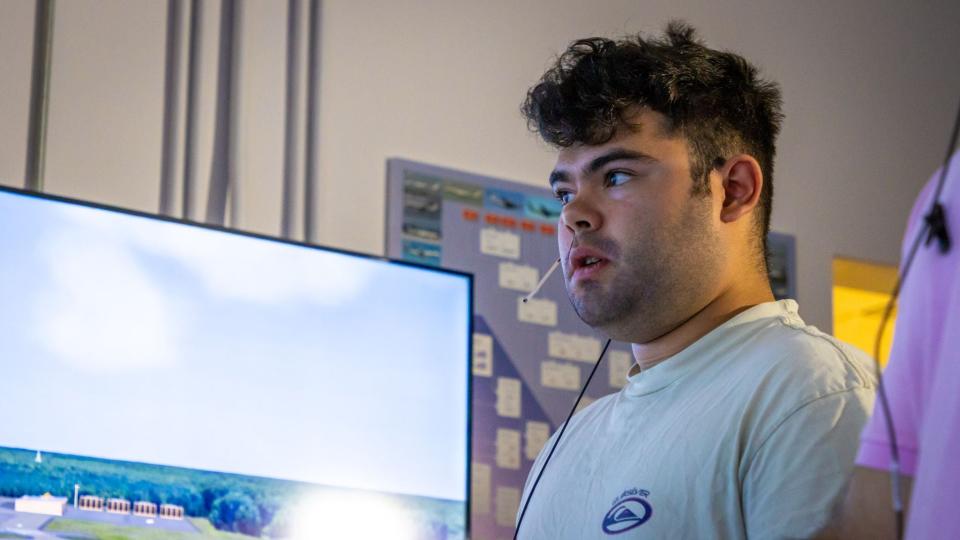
384;158;797;540
385;159;637;540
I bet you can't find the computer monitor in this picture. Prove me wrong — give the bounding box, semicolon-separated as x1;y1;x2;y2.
0;186;471;540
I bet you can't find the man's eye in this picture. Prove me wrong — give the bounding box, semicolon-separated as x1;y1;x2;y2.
554;190;573;205
607;171;632;186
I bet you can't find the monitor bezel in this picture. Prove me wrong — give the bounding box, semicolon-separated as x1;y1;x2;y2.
0;183;474;536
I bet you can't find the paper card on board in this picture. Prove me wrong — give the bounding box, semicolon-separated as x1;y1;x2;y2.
495;428;521;470
499;262;539;292
495;487;521;527
473;333;494;377
472;462;492;515
540;360;581;390
548;331;602;362
495;377;522;418
517;297;557;326
524;421;551;461
480;228;521;259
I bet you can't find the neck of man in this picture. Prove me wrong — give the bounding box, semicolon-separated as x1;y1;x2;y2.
627;271;775;375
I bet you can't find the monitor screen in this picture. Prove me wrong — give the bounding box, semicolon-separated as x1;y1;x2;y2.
0;187;471;540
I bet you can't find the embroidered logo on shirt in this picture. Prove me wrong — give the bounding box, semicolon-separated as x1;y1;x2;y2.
602;488;652;535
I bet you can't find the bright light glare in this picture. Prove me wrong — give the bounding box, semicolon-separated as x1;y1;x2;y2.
290;491;426;540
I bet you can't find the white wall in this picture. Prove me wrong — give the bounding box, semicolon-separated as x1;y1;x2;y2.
2;0;959;331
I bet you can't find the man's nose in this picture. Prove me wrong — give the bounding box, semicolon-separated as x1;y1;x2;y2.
561;192;603;234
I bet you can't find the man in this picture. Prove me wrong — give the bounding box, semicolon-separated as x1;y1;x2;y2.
820;152;959;540
515;22;876;539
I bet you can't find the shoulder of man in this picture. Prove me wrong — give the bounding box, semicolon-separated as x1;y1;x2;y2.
741;308;878;400
716;307;878;460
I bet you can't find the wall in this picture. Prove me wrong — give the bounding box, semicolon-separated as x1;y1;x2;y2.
2;0;959;331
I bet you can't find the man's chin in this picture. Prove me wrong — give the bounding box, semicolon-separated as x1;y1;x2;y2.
570;298;613;328
568;290;637;336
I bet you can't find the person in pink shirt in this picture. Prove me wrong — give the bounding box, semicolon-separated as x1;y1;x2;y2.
823;149;958;539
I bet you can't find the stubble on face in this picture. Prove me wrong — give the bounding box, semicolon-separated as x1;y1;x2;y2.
566;191;720;343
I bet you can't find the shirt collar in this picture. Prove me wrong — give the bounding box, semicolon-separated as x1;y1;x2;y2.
622;300;800;397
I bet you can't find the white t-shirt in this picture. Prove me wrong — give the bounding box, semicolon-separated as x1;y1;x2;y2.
516;300;875;539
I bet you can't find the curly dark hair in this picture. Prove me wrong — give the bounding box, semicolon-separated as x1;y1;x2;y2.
522;21;784;260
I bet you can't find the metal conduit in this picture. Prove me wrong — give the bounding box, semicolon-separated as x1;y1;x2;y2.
181;0;202;220
303;0;322;243
280;0;303;240
206;0;243;227
24;0;55;192
159;0;184;216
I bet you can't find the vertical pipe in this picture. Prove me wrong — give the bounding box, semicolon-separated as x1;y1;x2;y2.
280;0;303;240
206;0;233;225
24;0;55;192
182;0;202;220
303;0;321;243
226;0;243;229
206;0;243;227
159;0;184;216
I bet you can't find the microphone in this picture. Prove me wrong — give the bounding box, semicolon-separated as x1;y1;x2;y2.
522;258;561;303
522;238;572;303
924;202;951;253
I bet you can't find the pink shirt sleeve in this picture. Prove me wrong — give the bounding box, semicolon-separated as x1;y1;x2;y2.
855;350;921;475
854;177;937;476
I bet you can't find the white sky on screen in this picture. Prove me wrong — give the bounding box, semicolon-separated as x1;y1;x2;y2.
0;191;469;502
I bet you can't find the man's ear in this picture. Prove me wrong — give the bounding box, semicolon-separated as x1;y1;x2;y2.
719;154;763;224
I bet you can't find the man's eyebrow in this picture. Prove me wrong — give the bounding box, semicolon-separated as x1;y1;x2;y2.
549;149;657;187
584;149;658;175
549;170;569;187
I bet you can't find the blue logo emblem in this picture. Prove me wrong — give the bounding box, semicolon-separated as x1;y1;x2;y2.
602;489;652;535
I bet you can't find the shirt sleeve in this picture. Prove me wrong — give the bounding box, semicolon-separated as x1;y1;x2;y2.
741;389;873;539
854;176;936;476
855;348;921;474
